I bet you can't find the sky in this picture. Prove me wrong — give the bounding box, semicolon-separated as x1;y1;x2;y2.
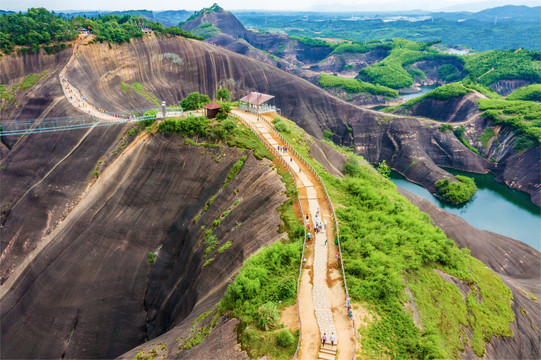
1;0;537;12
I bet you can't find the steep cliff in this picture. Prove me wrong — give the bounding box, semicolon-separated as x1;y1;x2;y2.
1;131;287;359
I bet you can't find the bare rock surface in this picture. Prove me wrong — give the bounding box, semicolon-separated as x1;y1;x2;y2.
1;134;287;359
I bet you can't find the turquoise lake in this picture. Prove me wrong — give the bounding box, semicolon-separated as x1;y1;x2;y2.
390;170;541;250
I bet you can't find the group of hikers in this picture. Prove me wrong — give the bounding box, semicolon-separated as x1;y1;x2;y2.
306;207;328;241
321;296;354;349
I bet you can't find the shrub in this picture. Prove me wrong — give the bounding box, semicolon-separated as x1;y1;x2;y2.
257;302;280;331
434;175;477;205
273;118;291;133
277;329;295;347
323;129;334;140
276;276;296;300
139;109;157;127
148;252;155;263
377;160;391;178
343;156;361;177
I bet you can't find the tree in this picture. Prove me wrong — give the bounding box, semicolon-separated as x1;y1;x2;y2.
216;87;230;101
216;102;231;121
180;92;210;110
377;160;391;178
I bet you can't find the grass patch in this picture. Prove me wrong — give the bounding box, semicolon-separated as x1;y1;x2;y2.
218;241;233;253
223;155;247;189
121;82;160;105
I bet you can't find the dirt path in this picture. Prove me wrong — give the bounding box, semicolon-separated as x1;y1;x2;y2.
233;109;355;360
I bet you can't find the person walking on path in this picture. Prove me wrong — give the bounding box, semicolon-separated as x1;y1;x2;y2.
346;296;350;308
324;219;327;230
330;333;335;347
322;333;327;347
324;238;327;246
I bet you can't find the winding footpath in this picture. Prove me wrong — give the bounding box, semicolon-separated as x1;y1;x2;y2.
233;110;355;360
59;34;119;121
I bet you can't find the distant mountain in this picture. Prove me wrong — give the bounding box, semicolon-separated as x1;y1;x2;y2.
0;10;16;15
181;4;248;39
431;5;541;22
153;10;191;27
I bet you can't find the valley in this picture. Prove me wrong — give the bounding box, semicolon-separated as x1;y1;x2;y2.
0;4;540;360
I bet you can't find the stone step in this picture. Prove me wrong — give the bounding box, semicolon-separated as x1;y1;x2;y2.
320;346;337;355
317;351;335;360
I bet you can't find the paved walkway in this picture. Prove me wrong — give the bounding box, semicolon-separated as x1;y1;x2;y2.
233;110;342;358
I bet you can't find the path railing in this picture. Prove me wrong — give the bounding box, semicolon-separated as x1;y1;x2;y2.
0;112;157;137
257;113;357;360
234;112;307;360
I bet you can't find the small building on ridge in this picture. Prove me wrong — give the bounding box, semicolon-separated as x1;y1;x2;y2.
203;102;221;119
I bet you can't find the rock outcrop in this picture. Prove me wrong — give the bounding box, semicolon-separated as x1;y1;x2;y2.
402;93;483;123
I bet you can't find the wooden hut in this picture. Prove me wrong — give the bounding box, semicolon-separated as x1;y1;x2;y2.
203;102;221;119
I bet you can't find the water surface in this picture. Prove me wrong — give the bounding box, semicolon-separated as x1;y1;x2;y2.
390;170;541;250
400;84;440;101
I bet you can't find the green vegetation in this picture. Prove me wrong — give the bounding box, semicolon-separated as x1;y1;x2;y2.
192;23;221;39
425;82;471;100
216;87;231;101
218;241;233;253
223;155;247;189
461;77;502;99
357;40;459;89
435;175;477;204
506;84;541;102
478;98;541;151
322;129;334;140
376;160;391;178
0;8;202;55
319;74;398;97
161;26;204;40
272;117;291;133
331;41;392;54
121;82;160;106
463;50;541;86
180;3;224;25
237;11;540;52
0;71;48;110
269;116;513;358
148;252;155;263
478;127;496;148
288;36;331;48
438;64;461;82
180;92;210;110
343;156;361;177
